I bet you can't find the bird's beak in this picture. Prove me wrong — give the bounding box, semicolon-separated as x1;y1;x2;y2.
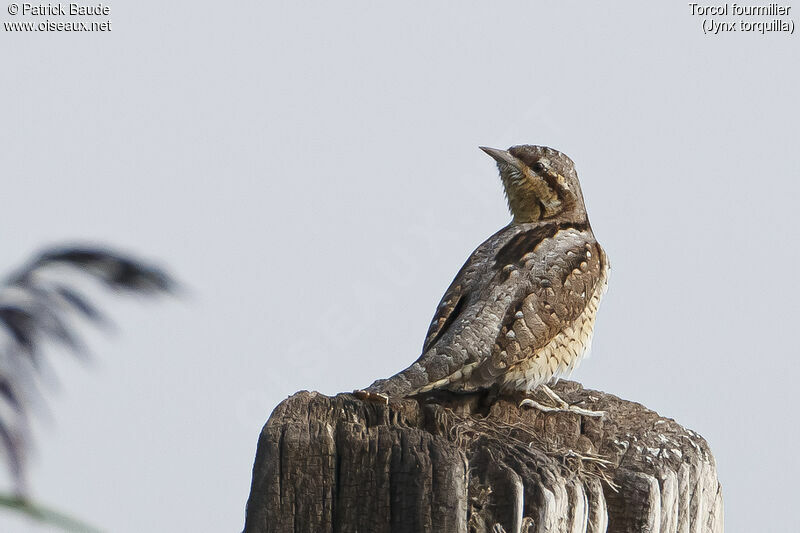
479;146;520;168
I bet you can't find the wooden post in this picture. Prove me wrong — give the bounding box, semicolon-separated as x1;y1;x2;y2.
243;380;723;533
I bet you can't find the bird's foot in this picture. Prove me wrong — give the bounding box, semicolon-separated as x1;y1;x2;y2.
519;384;605;418
352;389;389;405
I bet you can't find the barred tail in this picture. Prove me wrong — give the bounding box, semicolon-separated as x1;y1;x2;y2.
364;353;482;399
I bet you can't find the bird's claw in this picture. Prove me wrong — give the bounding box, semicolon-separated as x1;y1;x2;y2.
519;385;605;418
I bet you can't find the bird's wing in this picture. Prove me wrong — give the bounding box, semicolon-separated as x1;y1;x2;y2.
364;227;512;398
366;225;607;398
465;228;607;389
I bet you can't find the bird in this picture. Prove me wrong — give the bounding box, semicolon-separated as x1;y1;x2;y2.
357;145;609;416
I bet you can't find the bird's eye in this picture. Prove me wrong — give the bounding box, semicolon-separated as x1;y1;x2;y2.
531;161;545;173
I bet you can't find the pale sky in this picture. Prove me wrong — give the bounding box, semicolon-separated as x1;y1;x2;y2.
1;2;798;531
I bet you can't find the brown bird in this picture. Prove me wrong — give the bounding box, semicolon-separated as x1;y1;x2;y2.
359;145;609;416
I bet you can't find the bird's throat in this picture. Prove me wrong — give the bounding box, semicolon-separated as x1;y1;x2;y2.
502;167;562;223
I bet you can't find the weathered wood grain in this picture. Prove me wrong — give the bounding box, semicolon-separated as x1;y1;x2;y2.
244;381;723;533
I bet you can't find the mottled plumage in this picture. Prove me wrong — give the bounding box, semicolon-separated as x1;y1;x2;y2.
365;145;609;401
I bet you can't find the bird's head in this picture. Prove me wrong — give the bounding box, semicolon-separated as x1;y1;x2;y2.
480;145;588;224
